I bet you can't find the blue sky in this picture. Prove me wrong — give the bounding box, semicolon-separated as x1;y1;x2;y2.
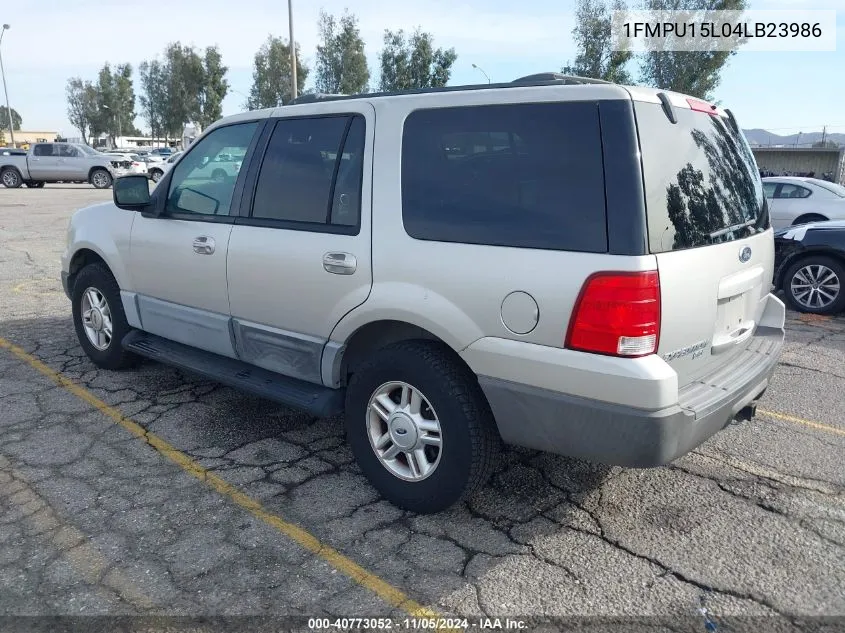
2;0;843;137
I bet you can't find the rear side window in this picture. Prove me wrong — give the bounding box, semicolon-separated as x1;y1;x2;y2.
33;144;54;157
775;183;811;199
401;102;607;252
636;102;768;253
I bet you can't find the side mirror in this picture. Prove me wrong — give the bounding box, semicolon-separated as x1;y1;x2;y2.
113;174;152;210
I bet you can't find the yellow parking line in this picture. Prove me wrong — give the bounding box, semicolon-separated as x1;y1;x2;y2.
0;336;437;618
758;408;845;437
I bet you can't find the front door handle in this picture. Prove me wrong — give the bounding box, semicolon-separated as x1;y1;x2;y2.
193;236;215;255
323;252;356;275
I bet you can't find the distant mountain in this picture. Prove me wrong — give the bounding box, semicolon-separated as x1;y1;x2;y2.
743;128;845;148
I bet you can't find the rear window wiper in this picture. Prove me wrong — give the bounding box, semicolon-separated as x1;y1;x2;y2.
709;218;757;240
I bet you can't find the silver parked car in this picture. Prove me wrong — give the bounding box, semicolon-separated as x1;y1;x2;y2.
61;74;786;513
1;142;129;189
762;177;845;230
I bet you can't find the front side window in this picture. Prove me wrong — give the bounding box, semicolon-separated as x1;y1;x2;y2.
401;102;607;252
166;122;258;217
775;184;812;199
251;114;366;230
58;145;80;158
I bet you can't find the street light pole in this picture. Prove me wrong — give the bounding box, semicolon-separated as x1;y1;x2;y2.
288;0;297;101
0;24;15;147
472;63;491;85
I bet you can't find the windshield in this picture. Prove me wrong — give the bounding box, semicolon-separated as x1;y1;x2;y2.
814;180;845;198
636;102;768;253
78;145;101;156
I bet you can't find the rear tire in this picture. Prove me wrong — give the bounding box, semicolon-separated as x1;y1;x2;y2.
782;255;845;315
90;169;112;189
211;168;227;183
1;167;22;188
71;263;140;370
344;340;499;514
150;169;163;183
792;213;827;226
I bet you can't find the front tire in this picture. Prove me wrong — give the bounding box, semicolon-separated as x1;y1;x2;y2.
71;263;139;369
782;255;845;315
150;169;163;183
1;167;22;188
90;169;113;189
344;340;499;513
25;181;44;188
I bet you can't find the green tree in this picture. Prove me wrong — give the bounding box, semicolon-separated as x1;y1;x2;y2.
638;0;748;101
198;46;229;128
91;63;141;146
378;29;457;91
247;35;308;109
162;43;205;138
562;0;632;83
65;77;98;145
0;105;22;131
138;60;166;142
315;10;370;94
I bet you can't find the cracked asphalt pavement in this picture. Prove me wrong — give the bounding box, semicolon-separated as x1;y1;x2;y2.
1;186;844;629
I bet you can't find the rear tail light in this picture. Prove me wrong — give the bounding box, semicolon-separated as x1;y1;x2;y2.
565;271;661;357
132;162;141;167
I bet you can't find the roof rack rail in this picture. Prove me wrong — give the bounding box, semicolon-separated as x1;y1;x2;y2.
511;72;612;85
273;73;615;108
289;92;346;105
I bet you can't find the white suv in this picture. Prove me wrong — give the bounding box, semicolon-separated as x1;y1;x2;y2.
61;75;786;513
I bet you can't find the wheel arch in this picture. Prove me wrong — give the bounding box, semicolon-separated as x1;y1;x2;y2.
332;319;476;388
792;213;829;226
0;164;23;184
67;247;112;292
87;165;111;181
776;247;845;290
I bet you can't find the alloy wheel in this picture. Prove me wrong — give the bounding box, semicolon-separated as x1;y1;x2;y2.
366;381;443;482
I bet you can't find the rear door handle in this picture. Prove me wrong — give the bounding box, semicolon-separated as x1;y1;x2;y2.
193;236;215;255
323;252;356;275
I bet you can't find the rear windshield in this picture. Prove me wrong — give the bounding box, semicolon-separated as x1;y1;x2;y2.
635;101;769;254
814;180;845;198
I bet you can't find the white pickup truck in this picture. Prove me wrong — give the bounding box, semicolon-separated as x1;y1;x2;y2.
1;142;129;189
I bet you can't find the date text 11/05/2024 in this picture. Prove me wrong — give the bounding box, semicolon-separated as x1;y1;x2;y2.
622;21;823;39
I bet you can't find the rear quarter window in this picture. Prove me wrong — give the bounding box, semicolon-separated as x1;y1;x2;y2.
401;101;607;252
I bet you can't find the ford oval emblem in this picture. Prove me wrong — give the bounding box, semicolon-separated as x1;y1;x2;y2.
739;246;752;263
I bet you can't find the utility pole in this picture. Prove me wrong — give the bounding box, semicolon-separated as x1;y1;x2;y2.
0;24;15;147
821;126;827;146
288;0;297;101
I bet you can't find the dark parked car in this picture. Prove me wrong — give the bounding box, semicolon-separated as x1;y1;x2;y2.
774;220;845;315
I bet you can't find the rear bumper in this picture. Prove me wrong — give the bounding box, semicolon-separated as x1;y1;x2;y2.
479;311;785;468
